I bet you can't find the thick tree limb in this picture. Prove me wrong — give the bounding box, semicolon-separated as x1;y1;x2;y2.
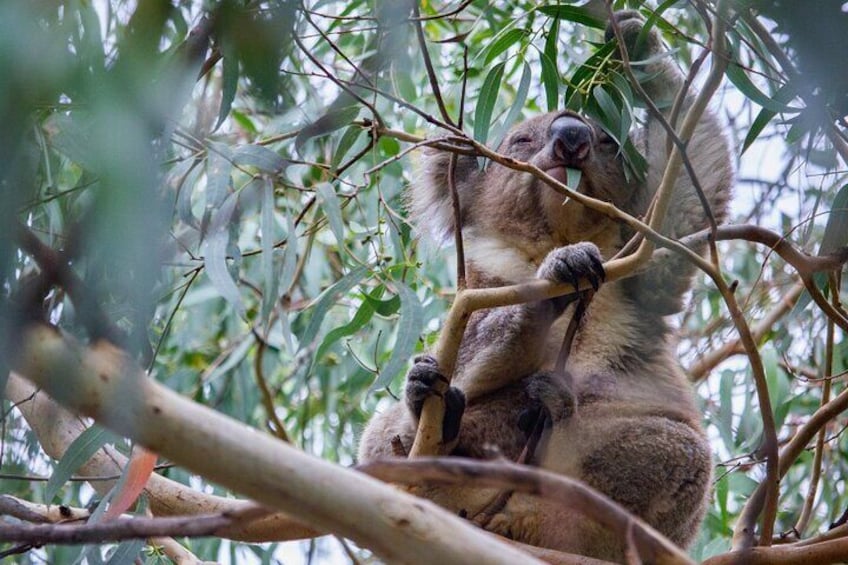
5;324;543;565
4;372;317;543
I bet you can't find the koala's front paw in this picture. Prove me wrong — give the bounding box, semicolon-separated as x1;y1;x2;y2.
605;9;662;60
537;242;605;292
405;355;466;443
523;372;576;426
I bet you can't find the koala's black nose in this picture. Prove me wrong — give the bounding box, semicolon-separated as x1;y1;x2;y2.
550;116;592;164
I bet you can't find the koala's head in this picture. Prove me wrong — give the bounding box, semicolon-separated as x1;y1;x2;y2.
410;110;637;247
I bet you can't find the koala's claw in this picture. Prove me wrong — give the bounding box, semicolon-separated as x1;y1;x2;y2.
538;242;606;292
405;355;466;444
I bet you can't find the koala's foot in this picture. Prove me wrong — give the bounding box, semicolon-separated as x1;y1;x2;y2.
537;242;605;292
518;372;576;435
405;355;466;443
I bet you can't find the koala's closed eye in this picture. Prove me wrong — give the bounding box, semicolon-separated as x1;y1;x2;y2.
597;129;618;146
510;135;533;146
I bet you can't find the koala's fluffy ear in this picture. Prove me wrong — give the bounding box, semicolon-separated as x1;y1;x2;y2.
408;148;480;239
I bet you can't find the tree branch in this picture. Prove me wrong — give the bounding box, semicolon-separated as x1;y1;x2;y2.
5;325;544;565
0;507;269;545
360;457;694;565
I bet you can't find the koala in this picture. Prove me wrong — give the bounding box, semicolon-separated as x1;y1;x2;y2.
359;10;732;561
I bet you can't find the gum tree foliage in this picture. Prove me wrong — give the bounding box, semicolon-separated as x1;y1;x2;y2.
1;0;848;563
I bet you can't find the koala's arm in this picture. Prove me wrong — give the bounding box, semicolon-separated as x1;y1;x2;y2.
452;242;603;400
612;11;733;314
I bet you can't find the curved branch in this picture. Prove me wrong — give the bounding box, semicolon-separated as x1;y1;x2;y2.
703;537;848;565
359;457;694;565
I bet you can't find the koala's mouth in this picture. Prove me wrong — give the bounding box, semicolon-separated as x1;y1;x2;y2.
544;166;581;188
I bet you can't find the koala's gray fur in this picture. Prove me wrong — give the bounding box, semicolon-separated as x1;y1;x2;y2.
359;11;732;561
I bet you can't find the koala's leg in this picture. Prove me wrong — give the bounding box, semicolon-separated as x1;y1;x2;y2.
499;413;711;559
572;414;712;549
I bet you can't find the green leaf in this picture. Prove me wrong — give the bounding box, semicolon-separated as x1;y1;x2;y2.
490;62;531;149
371;282;425;390
538;5;605;29
565;167;581;188
106;540;144;565
717;370;734;448
741;106;776;154
260;178;278;324
202;191;245;318
45;426;117;503
540;51;560;112
232;145;288;174
363;290;401;316
205;141;233;208
332;126;365;170
473;61;506;144
820;183;848;254
483;28;528;67
215;43;239;131
299;264;370;348
725;64;801;114
313;299;376;366
316;183;345;245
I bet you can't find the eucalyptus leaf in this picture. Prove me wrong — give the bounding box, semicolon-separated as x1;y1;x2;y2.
45;426;118;504
299;264;370;349
371;282;425;390
482;28;528;66
473;62;506;144
316;183;346;245
232;145;288;174
202;191;245;318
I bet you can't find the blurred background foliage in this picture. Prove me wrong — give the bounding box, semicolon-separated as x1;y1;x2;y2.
1;0;848;563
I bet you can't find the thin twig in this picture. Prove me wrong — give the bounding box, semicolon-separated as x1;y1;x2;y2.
411;1;455;126
0;507;270;545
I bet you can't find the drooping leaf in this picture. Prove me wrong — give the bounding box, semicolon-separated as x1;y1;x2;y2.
332;126;365;170
103;446;157;518
204;141;233;210
260;178;278;324
540;51;560;112
316;183;345;245
490;62;531;149
295;104;361;154
202;191;245;318
299;264;370;349
820;183;848;254
473;61;506;144
45;425;118;503
725;63;801;114
215;41;239;131
371;282;425;390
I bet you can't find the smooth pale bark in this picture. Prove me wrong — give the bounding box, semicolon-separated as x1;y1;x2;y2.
5;372;316;542
6;324;542;565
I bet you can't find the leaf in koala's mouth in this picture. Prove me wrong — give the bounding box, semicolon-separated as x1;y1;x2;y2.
566;167;582;189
